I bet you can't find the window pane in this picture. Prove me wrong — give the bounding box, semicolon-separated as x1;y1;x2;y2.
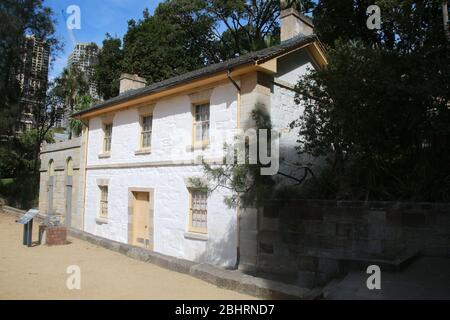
195;123;202;142
194;104;210;142
143;116;152;131
104;124;112;152
142;132;152;148
202;123;209;141
100;186;108;218
190;190;207;231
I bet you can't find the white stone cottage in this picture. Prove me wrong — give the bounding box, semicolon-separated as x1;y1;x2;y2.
39;9;327;269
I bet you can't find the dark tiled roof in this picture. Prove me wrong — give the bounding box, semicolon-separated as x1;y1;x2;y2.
73;34;318;117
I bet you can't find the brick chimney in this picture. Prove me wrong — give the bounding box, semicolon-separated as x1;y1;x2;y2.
119;73;147;94
280;7;314;41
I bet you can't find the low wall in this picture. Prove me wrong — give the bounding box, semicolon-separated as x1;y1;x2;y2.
243;200;450;287
39;137;84;230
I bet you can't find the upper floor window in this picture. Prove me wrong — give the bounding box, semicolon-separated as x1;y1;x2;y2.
141;115;153;149
194;103;210;143
103;123;112;152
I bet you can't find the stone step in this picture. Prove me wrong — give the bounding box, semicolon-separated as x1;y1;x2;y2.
299;248;421;272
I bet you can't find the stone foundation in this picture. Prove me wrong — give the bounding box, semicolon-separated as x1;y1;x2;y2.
240;200;450;288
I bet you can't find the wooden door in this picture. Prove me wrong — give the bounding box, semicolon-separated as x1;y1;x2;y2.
132;192;153;250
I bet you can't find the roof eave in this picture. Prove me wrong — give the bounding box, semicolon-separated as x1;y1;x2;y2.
73;35;325;120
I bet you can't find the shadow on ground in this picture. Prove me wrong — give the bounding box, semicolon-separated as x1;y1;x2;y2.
323;256;450;300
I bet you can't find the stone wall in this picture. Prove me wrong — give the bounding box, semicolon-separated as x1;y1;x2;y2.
240;200;450;287
39;137;83;229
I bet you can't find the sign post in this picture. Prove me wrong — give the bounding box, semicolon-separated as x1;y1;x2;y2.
18;209;39;247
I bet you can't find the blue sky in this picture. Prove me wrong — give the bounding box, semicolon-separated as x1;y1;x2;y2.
45;0;163;80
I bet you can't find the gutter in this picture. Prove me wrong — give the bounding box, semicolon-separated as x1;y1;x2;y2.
227;70;241;92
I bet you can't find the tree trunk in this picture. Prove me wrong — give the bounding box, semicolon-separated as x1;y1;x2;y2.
443;1;449;39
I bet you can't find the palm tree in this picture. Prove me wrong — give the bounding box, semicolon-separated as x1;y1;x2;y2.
54;65;88;139
69;94;94;137
443;1;449;40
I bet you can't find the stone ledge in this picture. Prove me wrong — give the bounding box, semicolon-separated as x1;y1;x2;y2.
184;232;208;241
95;217;108;224
98;152;111;159
134;149;152;156
67;227;320;300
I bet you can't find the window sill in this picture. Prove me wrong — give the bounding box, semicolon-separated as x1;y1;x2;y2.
135;149;151;156
184;232;208;241
98;152;111;159
95;217;108;224
186;142;210;152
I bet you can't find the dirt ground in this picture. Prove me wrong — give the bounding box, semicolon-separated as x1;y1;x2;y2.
0;212;255;300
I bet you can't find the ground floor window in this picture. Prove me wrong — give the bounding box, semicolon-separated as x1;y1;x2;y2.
99;186;108;219
189;189;208;234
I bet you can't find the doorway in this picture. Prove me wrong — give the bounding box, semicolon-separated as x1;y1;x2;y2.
129;190;154;250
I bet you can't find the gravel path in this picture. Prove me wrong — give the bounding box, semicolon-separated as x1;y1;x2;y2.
0;212;255;300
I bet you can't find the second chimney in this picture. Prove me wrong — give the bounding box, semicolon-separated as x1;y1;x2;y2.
280;7;314;42
119;73;147;94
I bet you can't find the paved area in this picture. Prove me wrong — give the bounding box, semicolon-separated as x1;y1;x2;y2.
0;212;255;300
324;256;450;300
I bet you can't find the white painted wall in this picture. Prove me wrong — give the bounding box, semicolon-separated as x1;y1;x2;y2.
87;82;238;166
84;82;239;267
271;49;319;180
85;166;237;267
82;49;321;267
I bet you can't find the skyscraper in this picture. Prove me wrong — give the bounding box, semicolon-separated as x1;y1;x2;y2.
16;35;50;133
68;42;99;99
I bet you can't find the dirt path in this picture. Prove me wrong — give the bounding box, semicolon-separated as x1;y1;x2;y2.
0;213;255;300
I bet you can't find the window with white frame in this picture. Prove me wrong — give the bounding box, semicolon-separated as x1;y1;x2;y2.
99;186;108;219
141;115;153;149
189;189;208;233
193;103;210;143
103;123;112;152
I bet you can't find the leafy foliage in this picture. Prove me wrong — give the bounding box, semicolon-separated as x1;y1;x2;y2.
203;105;277;208
0;0;58;136
94;34;123;100
53;65;89;139
69;94;95;137
293;0;450;201
96;0;314;97
121;0;214;85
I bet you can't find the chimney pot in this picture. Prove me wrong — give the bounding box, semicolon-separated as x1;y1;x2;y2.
280;7;314;42
119;73;146;94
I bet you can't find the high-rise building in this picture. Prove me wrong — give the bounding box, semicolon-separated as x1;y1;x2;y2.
16;35;50;133
68;42;99;99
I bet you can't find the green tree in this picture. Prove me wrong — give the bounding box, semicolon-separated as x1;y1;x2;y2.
69;94;94;137
293;0;450;201
119;0;315;86
54;65;88;139
122;0;214;84
94;34;124;100
0;0;58;136
203;105;277;208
